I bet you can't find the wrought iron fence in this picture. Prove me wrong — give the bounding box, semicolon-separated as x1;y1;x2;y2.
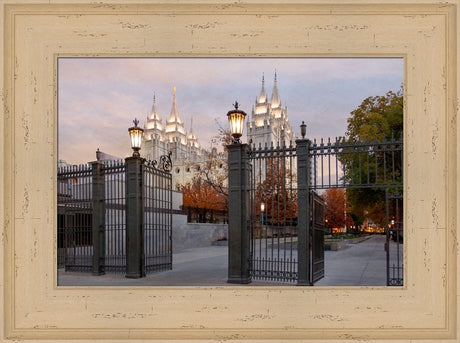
386;190;403;286
230;135;403;286
103;160;126;273
311;192;326;283
309;136;403;189
143;164;172;273
58;156;173;276
57;164;93;272
248;142;299;283
309;135;404;286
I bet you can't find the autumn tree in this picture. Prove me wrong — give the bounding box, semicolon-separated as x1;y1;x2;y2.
179;123;231;212
323;188;354;230
192;126;231;202
255;157;297;226
179;176;227;211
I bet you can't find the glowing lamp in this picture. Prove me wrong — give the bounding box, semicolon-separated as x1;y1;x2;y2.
227;101;247;143
128;118;144;157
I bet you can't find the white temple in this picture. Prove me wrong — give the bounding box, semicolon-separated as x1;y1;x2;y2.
143;87;202;165
247;72;296;148
142;87;212;189
141;73;295;189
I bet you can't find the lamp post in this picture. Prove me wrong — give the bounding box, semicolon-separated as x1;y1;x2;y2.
125;118;145;278
227;102;251;284
261;202;265;225
296;121;312;285
128;118;144;157
261;202;265;239
227;101;247;144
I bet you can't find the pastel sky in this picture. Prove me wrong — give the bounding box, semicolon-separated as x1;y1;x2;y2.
58;58;403;165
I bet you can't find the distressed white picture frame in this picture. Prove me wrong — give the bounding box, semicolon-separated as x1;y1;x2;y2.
1;1;458;341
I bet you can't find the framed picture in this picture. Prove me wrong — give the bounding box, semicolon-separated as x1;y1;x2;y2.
1;1;458;341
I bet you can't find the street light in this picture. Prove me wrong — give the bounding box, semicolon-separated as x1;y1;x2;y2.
260;202;265;238
260;202;265;224
227;101;247;143
128;118;144;157
325;219;331;234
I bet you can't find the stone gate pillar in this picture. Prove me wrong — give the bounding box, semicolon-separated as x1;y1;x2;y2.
125;156;145;278
227;143;251;284
91;160;105;276
296;138;312;286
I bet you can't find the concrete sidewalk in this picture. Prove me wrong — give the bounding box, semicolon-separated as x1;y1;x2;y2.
315;234;399;286
58;235;402;287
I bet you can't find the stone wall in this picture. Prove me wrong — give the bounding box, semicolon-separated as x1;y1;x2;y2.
172;219;228;251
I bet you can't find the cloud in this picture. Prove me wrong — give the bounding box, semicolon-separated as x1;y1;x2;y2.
58;58;403;164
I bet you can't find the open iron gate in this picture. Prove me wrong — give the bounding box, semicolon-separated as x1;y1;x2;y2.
309;136;404;286
243;134;403;286
247;142;326;284
386;190;403;286
311;192;326;283
248;143;299;283
143;163;173;273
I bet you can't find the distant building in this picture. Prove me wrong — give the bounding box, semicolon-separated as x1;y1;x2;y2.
141;87;224;190
140;74;296;190
247;72;296;148
142;87;203;164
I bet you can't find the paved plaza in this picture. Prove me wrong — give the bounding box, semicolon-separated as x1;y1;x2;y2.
58;235;403;287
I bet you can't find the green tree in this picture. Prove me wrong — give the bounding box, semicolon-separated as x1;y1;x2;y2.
345;89;403;141
340;88;403;227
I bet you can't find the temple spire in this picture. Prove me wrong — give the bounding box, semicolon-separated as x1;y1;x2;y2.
165;86;186;137
144;92;163;133
168;86;182;124
270;71;281;108
187;116;200;149
149;93;160;121
257;73;267;104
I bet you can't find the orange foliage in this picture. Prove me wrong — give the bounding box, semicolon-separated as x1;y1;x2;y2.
179;176;227;211
255;157;297;225
323;188;354;229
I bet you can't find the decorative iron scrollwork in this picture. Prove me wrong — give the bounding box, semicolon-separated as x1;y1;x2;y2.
146;151;172;172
